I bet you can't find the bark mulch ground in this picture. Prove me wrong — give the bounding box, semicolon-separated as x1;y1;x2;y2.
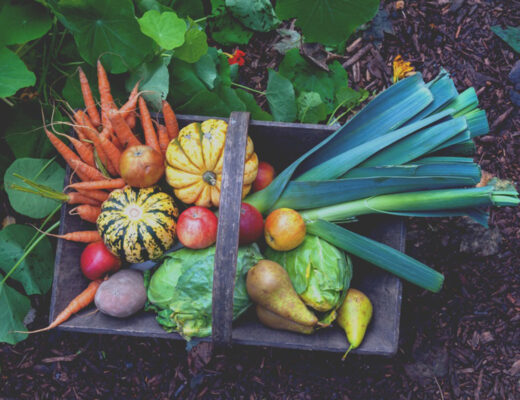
1;1;519;399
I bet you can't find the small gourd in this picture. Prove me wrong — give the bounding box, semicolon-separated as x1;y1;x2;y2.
165;119;258;207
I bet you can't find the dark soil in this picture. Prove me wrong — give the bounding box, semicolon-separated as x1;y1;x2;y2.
2;1;520;399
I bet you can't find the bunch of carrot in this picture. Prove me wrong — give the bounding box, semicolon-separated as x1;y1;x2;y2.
44;60;180;228
19;61;182;333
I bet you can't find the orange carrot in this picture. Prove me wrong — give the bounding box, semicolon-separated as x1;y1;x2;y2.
162;100;179;139
66;178;126;191
57;133;95;167
69;159;107;181
18;279;102;333
121;82;139;129
138;97;160;153
66;191;101;206
98;134;121;175
72;111;88;141
78;67;101;127
76;111;117;176
157;123;170;155
108;108;142;148
44;128;90;182
40;230;102;243
70;204;101;223
77;188;110;203
97;60;114;112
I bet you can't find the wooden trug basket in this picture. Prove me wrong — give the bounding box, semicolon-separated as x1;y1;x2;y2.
50;112;403;356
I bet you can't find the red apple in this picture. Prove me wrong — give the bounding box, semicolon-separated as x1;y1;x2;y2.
177;206;218;249
80;241;121;280
120;145;165;188
253;161;275;192
239;203;264;245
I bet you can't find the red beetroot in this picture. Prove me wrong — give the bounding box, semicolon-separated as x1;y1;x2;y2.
80;241;121;280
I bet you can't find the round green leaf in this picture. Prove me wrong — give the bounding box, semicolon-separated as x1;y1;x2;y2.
138;10;186;50
297;91;328;123
275;0;380;45
0;224;54;296
210;13;253;45
266;69;297;122
225;0;280;32
0;284;30;344
174;23;208;63
0;1;52;46
55;0;154;73
4;158;65;219
0;47;36;98
127;55;171;111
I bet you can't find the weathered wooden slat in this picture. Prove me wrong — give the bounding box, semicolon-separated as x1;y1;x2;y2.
211;112;251;347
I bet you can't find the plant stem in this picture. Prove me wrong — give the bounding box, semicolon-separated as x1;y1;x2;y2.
2;97;15;107
25;204;62;250
193;15;214;24
0;221;60;286
231;82;266;96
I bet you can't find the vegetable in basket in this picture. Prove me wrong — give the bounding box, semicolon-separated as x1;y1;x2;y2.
146;244;263;339
266;235;352;314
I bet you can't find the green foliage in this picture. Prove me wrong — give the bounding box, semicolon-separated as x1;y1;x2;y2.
174;21;208;63
0;48;36;98
209;0;253;45
491;25;520;53
52;0;154;73
297;92;329;124
275;0;380;45
0;1;52;46
138;10;186;50
226;0;280;32
127;55;172;110
266;69;297;122
0;225;54;296
0;283;30;345
4;158;65;219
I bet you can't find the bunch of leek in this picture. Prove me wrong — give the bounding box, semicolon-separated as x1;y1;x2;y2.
245;69;519;293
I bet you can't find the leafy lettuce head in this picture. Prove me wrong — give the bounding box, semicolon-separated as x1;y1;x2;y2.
266;235;352;313
147;244;263;339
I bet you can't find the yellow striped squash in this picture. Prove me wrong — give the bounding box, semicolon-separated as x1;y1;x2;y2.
165;119;258;208
97;186;179;263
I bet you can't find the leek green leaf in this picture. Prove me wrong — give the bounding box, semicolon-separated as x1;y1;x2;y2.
491;25;520;53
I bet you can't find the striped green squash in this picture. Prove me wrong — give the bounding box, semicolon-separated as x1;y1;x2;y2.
97;186;179;263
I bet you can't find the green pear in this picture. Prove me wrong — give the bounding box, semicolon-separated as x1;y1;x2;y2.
247;260;317;329
337;288;373;360
256;305;314;334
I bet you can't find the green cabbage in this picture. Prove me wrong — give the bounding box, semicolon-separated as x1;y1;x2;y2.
265;235;352;313
147;244;263;339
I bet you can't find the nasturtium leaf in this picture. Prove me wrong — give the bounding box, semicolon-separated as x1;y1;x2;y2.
297;91;328;123
136;0;172;15
169;59;209;105
266;69;297;122
61;65;99;109
0;47;36;98
278;49;335;112
491;25;520;53
174;22;208;63
225;0;280;32
275;0;380;45
194;53;218;90
235;89;273;121
0;284;30;345
273;28;301;54
329;61;350;94
127;55;172;111
209;0;253;46
54;0;154;73
138;10;186;50
336;86;369;109
0;224;54;296
0;1;52;46
4;158;65;219
4;104;60;159
176;89;232;117
172;0;205;19
214;85;247;112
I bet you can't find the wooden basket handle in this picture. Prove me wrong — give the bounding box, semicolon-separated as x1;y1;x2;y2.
212;111;251;347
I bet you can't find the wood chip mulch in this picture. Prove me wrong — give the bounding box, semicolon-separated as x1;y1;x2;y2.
1;1;519;399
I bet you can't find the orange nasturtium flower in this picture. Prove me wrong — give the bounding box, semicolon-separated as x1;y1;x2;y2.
393;55;415;83
226;49;246;66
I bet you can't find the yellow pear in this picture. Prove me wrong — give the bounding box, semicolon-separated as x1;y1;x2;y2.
337;288;373;360
256;305;314;334
247;260;317;330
